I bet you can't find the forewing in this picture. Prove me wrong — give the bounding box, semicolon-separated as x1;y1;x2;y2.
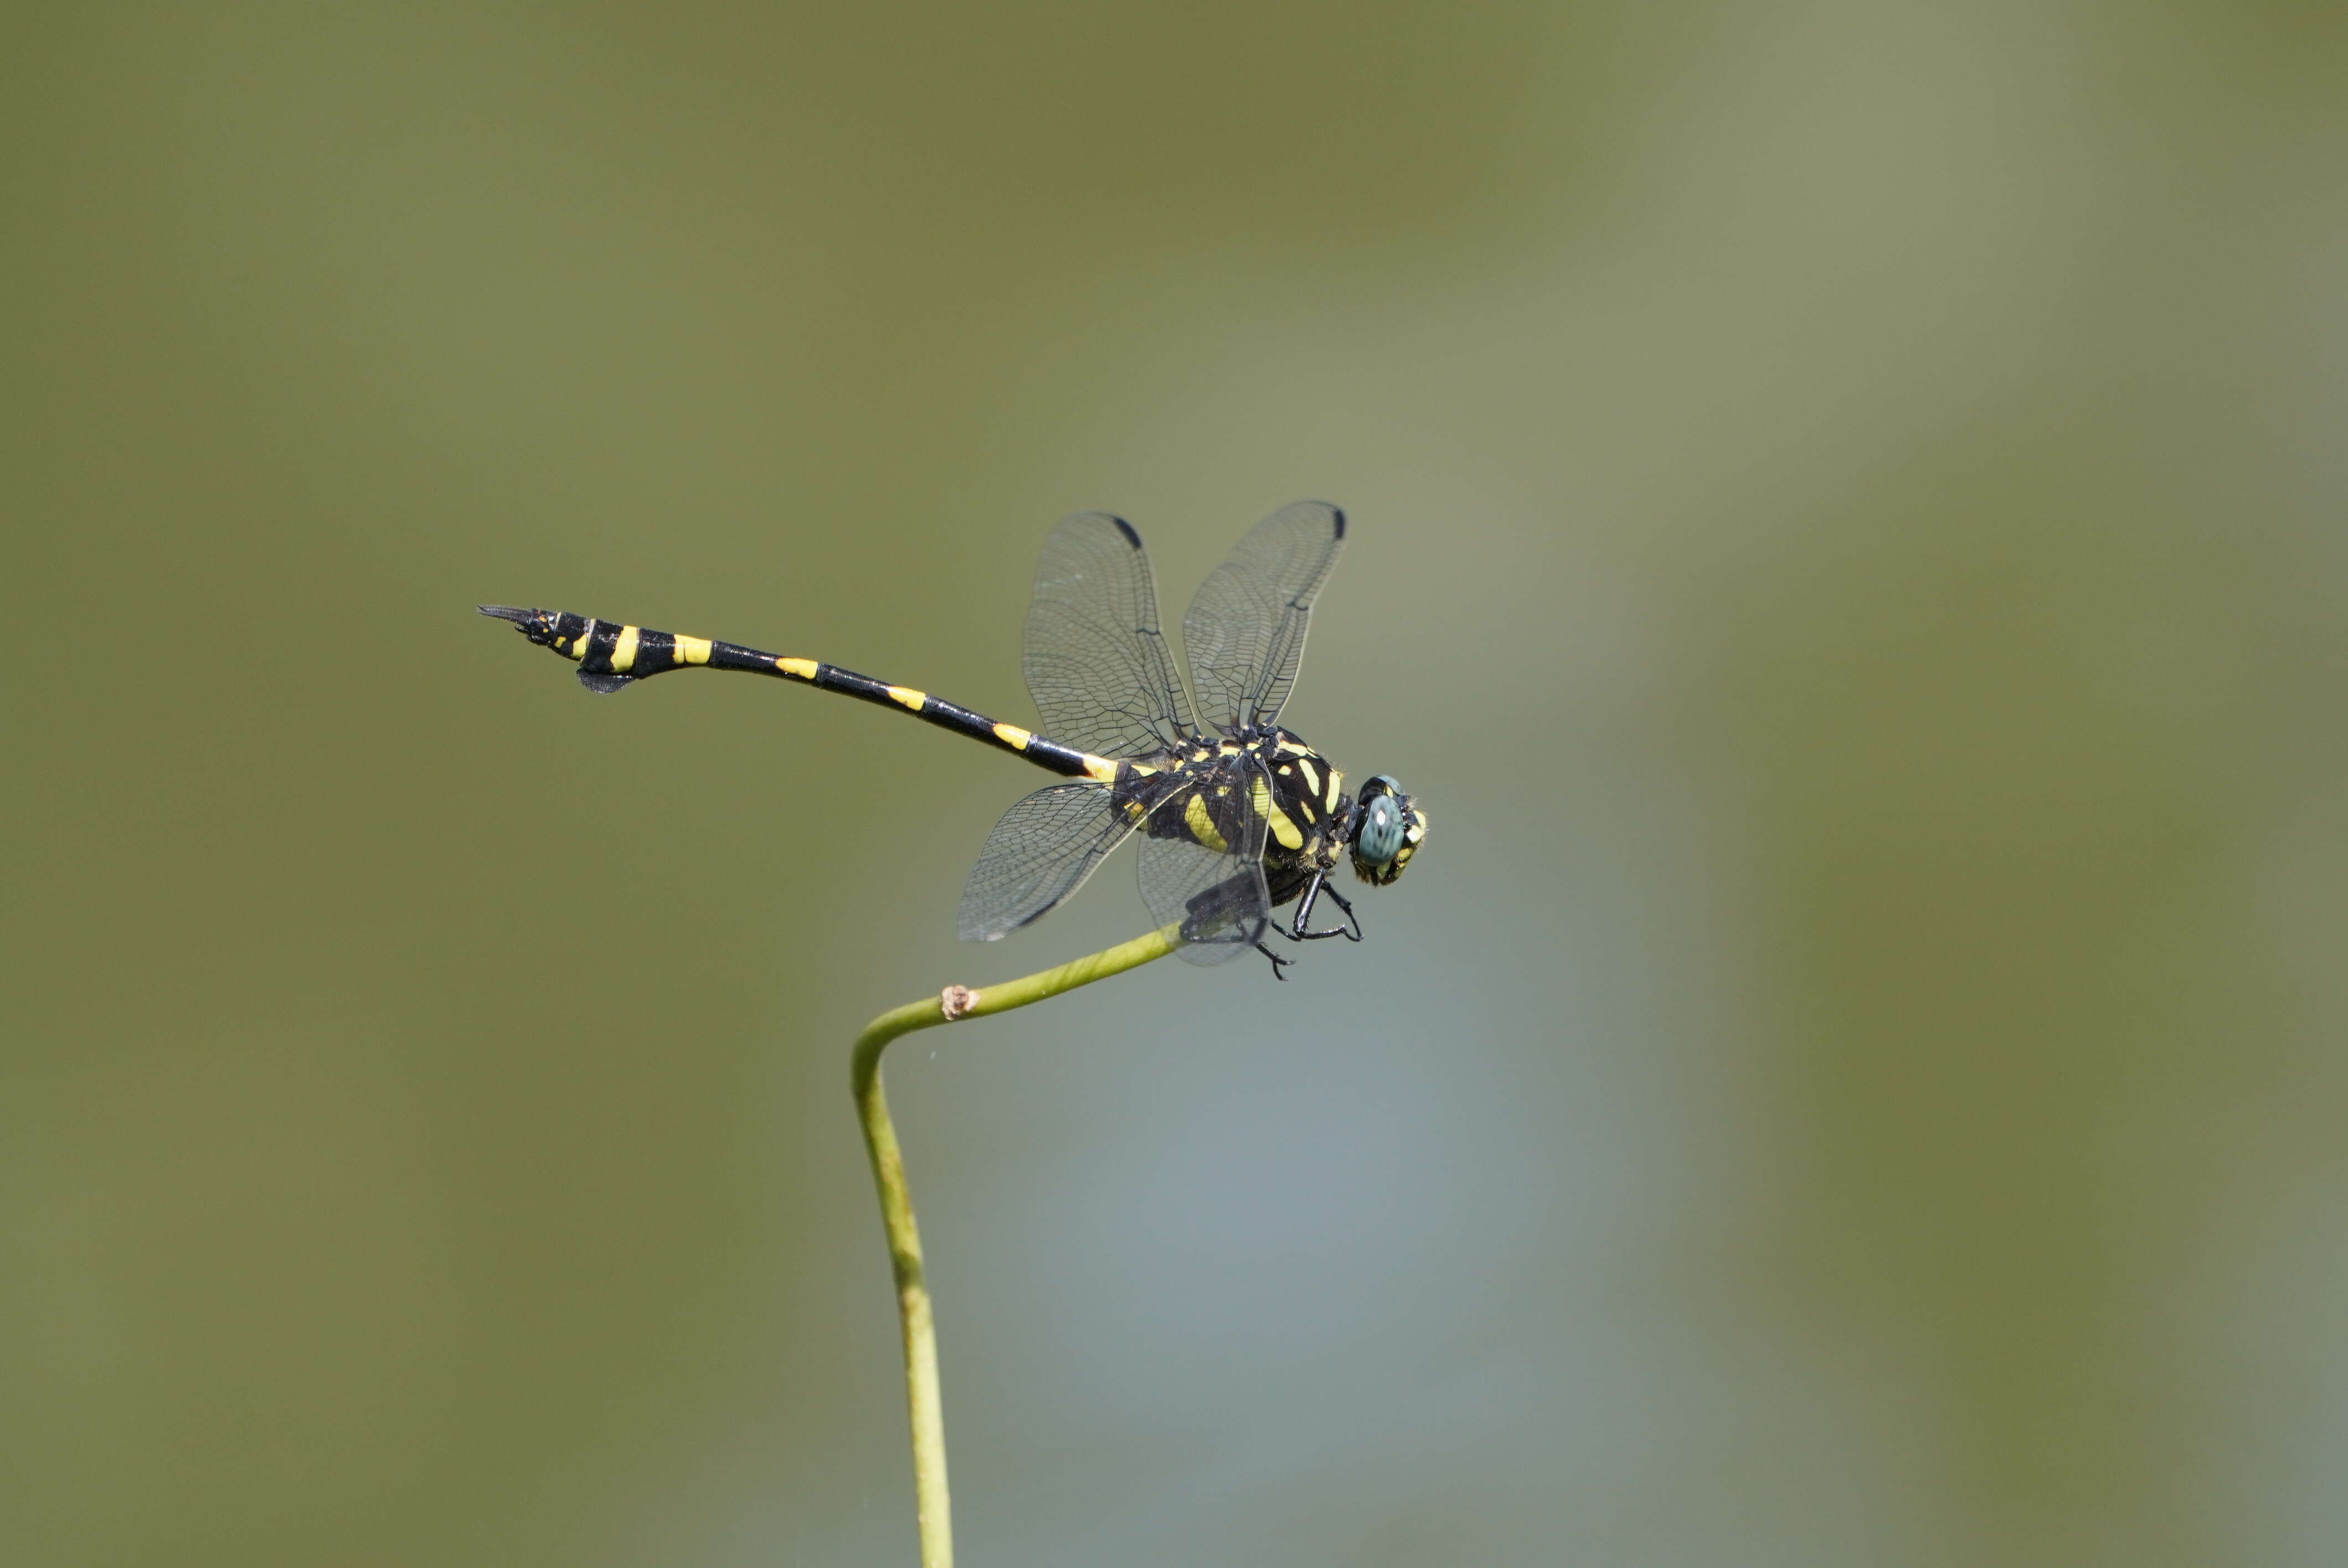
1180;501;1345;732
958;783;1136;942
1023;512;1197;758
1137;756;1271;965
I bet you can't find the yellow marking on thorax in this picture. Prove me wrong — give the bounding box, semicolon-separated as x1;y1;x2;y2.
1325;768;1343;811
777;657;818;680
1183;793;1229;854
1296;757;1321;797
674;634;713;666
611;625;641;672
992;723;1033;751
887;685;926;711
1080;755;1120;784
1252;775;1305;850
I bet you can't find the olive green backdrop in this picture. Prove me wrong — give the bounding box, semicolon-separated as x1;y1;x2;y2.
6;3;2344;1565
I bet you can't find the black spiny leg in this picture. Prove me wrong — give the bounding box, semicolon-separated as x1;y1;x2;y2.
1320;885;1362;941
1286;873;1363;942
1254;941;1294;980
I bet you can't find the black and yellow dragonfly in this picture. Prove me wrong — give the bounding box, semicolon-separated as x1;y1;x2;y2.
482;502;1425;976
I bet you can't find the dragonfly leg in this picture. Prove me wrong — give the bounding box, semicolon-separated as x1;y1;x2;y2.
1287;873;1363;942
1254;941;1294;980
1320;885;1362;942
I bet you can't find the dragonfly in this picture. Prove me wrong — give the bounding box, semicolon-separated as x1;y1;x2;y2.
481;501;1426;976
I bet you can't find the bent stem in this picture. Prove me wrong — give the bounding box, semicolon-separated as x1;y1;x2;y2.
851;924;1181;1568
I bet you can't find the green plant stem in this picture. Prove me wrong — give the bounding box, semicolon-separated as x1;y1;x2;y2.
851;924;1181;1568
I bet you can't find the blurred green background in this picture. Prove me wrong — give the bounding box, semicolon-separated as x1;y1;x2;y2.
6;3;2345;1564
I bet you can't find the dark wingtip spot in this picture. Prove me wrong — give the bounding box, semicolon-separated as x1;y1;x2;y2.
1329;507;1346;539
1109;515;1142;549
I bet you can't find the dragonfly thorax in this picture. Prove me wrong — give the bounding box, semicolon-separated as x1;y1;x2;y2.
1112;725;1387;893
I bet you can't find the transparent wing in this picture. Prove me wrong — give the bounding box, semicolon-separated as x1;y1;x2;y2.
1181;501;1346;733
958;783;1137;942
1023;512;1198;759
1137;756;1271;966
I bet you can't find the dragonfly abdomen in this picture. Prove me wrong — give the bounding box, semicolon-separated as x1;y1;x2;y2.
480;605;1130;782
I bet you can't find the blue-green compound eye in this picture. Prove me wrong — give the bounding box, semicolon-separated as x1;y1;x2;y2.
1350;774;1420;886
1358;785;1407;864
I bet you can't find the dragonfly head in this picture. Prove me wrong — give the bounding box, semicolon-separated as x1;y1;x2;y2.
1348;775;1426;886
